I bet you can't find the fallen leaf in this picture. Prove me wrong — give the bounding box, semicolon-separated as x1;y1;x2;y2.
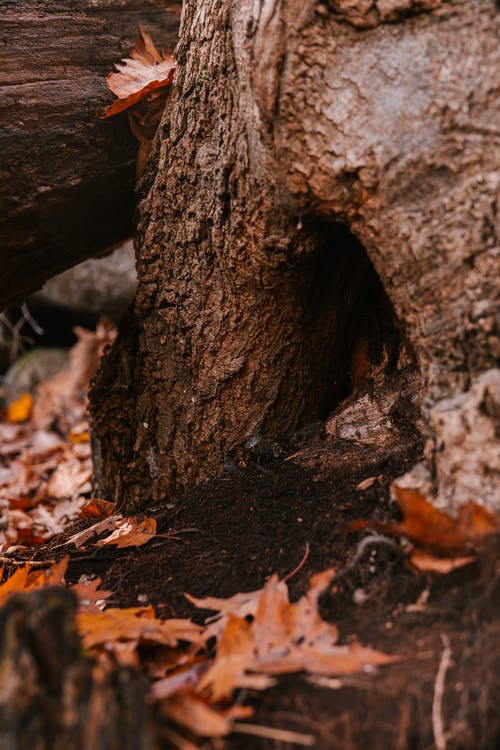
71;576;113;612
79;498;115;519
409;549;476;574
356;476;377;491
102;26;177;118
77;606;202;651
0;558;67;605
64;514;122;548
351;484;500;554
46;456;92;499
192;570;398;701
7;393;33;423
95;516;157;548
161;694;231;737
67;429;90;444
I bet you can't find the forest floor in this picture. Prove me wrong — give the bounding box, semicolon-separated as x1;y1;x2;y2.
7;435;500;748
1;328;500;749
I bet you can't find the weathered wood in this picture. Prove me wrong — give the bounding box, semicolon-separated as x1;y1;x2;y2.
0;587;153;749
0;0;180;309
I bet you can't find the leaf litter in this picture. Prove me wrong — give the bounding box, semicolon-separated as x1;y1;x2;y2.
0;558;397;745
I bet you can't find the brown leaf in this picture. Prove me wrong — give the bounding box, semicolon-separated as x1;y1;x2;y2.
94;516;157;548
193;570;397;701
409;549;476;574
79;498;115;520
350;484;500;554
46;456;92;499
0;558;68;606
64;514;122;548
71;576;113;612
162;694;232;737
77;606;203;651
102;26;177;118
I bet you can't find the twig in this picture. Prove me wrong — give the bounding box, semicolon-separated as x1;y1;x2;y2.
325;533;404;591
233;722;314;746
0;556;55;567
283;542;310;582
20;301;44;336
432;634;452;750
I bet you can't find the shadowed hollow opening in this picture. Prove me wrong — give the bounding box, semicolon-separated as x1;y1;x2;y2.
286;221;402;428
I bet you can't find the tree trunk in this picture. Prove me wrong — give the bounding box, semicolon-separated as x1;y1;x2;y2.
90;0;499;513
0;0;180;309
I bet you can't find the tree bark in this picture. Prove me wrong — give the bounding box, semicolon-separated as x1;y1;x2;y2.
0;0;180;309
0;588;152;750
91;0;499;513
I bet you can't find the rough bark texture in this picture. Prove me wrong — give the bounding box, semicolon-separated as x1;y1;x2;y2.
0;588;152;750
0;0;180;309
91;0;499;512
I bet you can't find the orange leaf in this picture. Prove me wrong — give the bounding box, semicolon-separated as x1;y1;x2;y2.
101;26;177;118
67;430;90;444
350;484;500;554
7;393;33;423
79;498;115;519
193;570;397;701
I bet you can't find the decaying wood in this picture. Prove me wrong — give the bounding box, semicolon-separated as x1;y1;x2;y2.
0;0;180;309
90;0;499;512
0;587;153;750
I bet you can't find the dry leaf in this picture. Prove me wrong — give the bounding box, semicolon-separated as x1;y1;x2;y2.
64;514;122;548
162;694;231;737
77;605;202;651
356;476;377;491
46;457;93;499
71;576;113;612
351;484;500;554
192;570;398;701
0;557;68;606
95;516;157;548
79;498;115;519
102;25;177;118
7;393;33;423
409;549;476;574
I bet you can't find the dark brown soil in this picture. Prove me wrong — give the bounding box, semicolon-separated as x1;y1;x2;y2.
27;430;500;749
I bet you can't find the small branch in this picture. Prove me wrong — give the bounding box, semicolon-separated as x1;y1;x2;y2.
233;722;314;746
432;633;452;750
0;556;55;568
283;542;310;582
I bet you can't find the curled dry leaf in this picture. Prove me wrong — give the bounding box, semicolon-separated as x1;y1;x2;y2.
351;484;500;555
95;516;157;548
102;25;177;118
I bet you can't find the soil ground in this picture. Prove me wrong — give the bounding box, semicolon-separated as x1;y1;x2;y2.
21;426;500;750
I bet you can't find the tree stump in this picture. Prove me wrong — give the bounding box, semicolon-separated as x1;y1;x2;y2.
0;587;153;750
89;0;499;512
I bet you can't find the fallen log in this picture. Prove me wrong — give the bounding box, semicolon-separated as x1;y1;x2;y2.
0;0;180;309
